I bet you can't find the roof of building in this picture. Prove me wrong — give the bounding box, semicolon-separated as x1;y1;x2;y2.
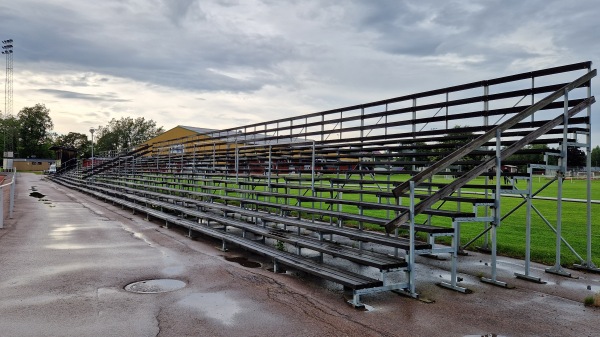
176;125;309;146
178;126;218;135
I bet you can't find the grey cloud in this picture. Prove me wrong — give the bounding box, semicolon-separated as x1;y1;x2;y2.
347;0;557;64
3;1;297;93
164;0;202;25
38;89;131;102
3;0;600;134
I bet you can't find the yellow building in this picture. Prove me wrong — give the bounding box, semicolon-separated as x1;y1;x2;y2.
142;126;215;145
13;158;55;172
141;125;244;157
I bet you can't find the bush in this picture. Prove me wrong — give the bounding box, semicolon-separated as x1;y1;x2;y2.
584;292;600;307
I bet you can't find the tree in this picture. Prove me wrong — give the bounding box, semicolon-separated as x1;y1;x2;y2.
17;104;54;158
567;146;586;169
95;117;164;154
0;115;20;155
591;145;600;167
54;132;91;158
508;144;549;168
429;126;477;169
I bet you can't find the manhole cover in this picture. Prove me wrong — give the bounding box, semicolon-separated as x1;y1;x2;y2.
124;279;186;293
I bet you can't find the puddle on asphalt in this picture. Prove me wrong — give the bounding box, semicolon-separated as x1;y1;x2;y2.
547;279;600;293
224;256;261;268
29;191;45;199
177;292;241;325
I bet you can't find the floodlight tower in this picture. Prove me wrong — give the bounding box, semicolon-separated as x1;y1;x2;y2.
2;39;14;163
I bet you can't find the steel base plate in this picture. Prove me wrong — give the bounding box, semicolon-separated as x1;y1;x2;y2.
481;277;514;289
514;273;547;284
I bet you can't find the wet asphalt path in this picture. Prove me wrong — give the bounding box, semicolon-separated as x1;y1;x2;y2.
0;173;598;337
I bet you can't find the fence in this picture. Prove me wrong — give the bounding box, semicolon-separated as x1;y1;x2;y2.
0;168;16;229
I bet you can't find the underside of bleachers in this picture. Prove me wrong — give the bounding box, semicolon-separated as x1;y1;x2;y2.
49;62;598;307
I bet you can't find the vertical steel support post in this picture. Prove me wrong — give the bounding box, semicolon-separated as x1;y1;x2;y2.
192;143;196;173
575;65;599;271
311;141;316;191
451;220;458;285
411;98;417;173
439;220;470;293
360;108;364;141
482;129;509;287
339;111;343;140
212;143;216;172
587;78;592;265
445;92;449;130
267;145;272;190
546;89;571;277
408;181;417;296
515;167;545;283
320;114;325;142
168;146;172;171
180;146;184;174
235;142;239;184
384;103;388;138
531;76;535;122
492;129;501;280
9;170;15;218
525;167;532;274
482;85;490;250
0;183;3;228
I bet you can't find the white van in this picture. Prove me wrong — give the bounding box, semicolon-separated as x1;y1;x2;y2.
48;163;56;174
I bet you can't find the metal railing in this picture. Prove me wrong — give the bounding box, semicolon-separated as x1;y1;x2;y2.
0;168;16;228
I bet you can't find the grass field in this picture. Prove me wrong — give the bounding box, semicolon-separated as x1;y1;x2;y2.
355;174;599;267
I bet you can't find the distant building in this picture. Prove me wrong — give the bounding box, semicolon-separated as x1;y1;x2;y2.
49;146;78;171
13;158;55;172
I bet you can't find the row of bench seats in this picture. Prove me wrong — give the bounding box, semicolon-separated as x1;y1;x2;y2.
95;172;467;237
50;174;415;306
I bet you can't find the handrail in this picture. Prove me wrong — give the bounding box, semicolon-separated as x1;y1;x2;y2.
0;167;17;228
384;68;596;232
392;69;596;197
82;144;151;179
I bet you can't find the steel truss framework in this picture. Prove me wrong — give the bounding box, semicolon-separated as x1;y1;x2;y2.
78;62;597;304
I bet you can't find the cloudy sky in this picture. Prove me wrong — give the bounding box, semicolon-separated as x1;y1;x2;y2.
1;0;599;145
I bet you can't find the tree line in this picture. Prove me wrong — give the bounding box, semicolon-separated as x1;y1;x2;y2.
0;104;164;160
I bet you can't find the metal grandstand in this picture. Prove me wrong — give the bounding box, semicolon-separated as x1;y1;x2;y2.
51;61;598;306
